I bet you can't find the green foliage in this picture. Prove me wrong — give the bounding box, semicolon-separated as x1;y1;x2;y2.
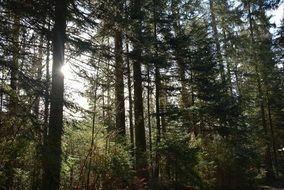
156;132;203;189
62;121;135;189
195;135;261;190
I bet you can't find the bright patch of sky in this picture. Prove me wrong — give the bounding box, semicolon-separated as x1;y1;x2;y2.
269;3;284;35
62;55;89;117
270;3;284;27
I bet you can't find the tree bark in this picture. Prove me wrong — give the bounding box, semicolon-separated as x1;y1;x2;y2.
5;13;20;190
209;0;225;82
9;14;20;112
86;69;99;190
247;3;274;180
147;64;153;176
42;0;67;189
153;3;161;175
126;41;134;151
115;29;126;137
131;0;148;179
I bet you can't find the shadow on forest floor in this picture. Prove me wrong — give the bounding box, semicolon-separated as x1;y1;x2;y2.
258;187;284;190
258;180;284;190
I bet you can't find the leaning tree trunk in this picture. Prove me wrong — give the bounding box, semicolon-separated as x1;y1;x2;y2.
42;0;67;189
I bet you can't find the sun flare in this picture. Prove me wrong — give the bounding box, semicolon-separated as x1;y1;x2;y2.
61;63;71;79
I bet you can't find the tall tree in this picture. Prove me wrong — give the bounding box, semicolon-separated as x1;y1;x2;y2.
42;0;67;189
131;0;148;179
114;0;126;137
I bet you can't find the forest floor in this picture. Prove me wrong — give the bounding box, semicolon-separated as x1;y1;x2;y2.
258;181;284;190
258;187;284;190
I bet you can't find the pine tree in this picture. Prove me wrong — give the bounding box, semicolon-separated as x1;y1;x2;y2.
42;0;67;189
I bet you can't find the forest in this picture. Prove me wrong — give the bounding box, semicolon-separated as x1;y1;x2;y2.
0;0;284;189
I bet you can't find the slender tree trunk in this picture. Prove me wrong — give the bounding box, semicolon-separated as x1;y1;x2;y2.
190;72;197;135
154;65;161;179
126;42;134;151
178;61;191;129
106;58;112;130
153;0;161;179
171;0;191;131
222;29;233;95
5;14;20;190
209;0;225;82
32;29;44;190
115;28;126;137
0;79;3;112
147;64;153;173
160;90;166;134
9;14;20;113
42;0;67;189
34;32;44;117
42;19;51;189
247;3;274;180
86;69;99;190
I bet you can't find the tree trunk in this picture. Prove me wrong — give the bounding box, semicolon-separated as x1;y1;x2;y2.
87;69;99;190
247;3;274;181
171;0;191;131
266;89;279;177
42;0;67;189
178;61;191;129
147;64;153;173
115;29;126;137
5;13;20;190
32;29;45;190
153;0;161;180
9;14;20;112
154;65;161;179
209;0;225;82
42;19;51;188
131;0;148;179
126;41;134;151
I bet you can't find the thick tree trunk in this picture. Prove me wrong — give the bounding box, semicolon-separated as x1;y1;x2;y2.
131;0;148;179
42;0;67;189
133;55;147;178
